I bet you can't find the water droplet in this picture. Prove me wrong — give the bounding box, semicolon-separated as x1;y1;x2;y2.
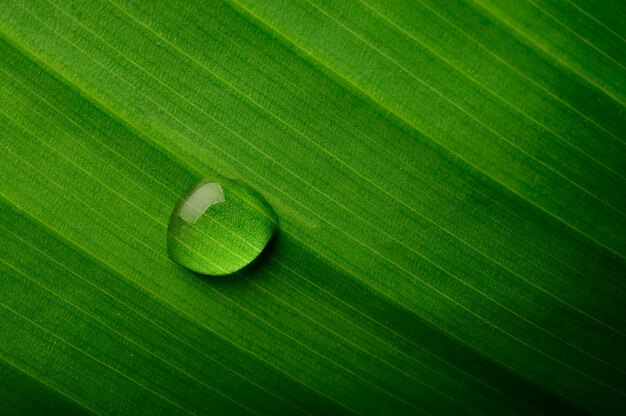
167;177;278;275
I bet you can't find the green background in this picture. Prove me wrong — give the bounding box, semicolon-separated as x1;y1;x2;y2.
1;0;624;414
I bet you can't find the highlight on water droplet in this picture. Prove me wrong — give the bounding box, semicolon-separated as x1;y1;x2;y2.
167;177;278;276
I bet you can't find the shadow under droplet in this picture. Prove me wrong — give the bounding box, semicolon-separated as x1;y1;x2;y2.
195;230;280;287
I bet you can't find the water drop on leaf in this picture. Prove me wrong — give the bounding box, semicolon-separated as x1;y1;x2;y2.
167;177;277;275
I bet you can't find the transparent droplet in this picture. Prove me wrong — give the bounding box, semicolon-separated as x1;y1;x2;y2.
167;177;278;275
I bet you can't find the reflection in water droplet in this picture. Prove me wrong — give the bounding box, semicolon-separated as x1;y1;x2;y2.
167;177;277;276
178;182;225;223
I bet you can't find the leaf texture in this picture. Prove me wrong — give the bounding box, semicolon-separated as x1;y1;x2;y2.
0;0;625;414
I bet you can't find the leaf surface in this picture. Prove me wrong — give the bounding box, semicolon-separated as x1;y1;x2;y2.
0;0;625;414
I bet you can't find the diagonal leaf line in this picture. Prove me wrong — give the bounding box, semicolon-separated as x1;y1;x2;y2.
409;0;625;145
0;130;361;412
183;203;481;413
302;0;626;217
332;0;626;325
0;97;230;277
0;125;427;415
0;43;468;376
165;192;480;412
1;108;441;411
9;2;626;385
28;0;626;320
563;0;626;42
0;186;499;416
179;169;626;378
358;0;626;182
191;0;622;295
3;1;624;412
525;0;626;69
0;226;310;416
0;284;147;414
2;212;495;416
0;302;197;416
0;101;588;412
261;263;538;414
0;72;428;394
3;176;517;415
161;0;599;291
0;75;573;414
5;41;623;394
0;127;352;413
0;37;598;336
0;72;173;212
197;187;594;413
243;277;479;414
227;0;626;261
48;0;626;340
215;2;626;343
0;355;101;416
0;72;535;414
471;0;626;107
47;0;626;270
7;0;625;393
2;64;620;412
180;137;626;371
1;105;456;415
3;110;624;397
0;170;358;416
12;10;595;314
0;257;261;416
110;0;622;303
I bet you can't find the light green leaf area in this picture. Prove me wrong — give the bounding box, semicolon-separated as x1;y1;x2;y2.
0;0;624;414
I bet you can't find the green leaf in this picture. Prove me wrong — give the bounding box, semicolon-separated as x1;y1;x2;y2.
1;0;624;414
